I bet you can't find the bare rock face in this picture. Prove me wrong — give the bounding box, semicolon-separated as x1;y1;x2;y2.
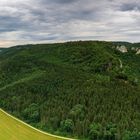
112;44;140;55
136;49;140;55
116;45;128;53
130;47;140;55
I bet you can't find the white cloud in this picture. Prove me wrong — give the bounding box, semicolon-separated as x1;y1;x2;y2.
0;0;140;47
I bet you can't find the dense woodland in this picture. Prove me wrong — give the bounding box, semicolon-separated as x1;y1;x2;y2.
0;41;140;140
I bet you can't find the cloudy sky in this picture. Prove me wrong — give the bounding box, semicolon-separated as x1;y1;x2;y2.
0;0;140;47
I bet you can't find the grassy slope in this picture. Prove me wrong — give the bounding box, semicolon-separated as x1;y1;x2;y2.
0;109;73;140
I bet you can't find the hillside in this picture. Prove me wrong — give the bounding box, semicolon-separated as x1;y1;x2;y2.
0;41;140;140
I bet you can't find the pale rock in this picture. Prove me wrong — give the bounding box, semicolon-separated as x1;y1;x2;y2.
116;45;128;53
136;49;140;55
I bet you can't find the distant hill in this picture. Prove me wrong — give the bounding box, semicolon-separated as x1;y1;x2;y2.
0;41;140;140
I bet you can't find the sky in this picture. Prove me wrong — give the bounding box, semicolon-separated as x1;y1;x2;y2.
0;0;140;48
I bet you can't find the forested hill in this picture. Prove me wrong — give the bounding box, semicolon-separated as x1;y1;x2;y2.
0;41;140;140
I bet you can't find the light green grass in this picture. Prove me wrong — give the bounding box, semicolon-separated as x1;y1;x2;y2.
0;109;74;140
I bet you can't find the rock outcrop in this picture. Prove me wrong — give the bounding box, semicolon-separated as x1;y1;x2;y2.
136;49;140;55
112;45;140;55
116;45;128;53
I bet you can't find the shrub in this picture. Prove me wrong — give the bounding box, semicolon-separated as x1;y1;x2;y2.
60;119;74;133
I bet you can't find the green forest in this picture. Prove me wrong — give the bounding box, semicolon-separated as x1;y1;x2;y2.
0;41;140;140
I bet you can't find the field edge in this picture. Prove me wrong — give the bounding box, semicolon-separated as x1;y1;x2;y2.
0;108;77;140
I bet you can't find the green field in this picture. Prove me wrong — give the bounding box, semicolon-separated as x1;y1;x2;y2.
0;109;74;140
